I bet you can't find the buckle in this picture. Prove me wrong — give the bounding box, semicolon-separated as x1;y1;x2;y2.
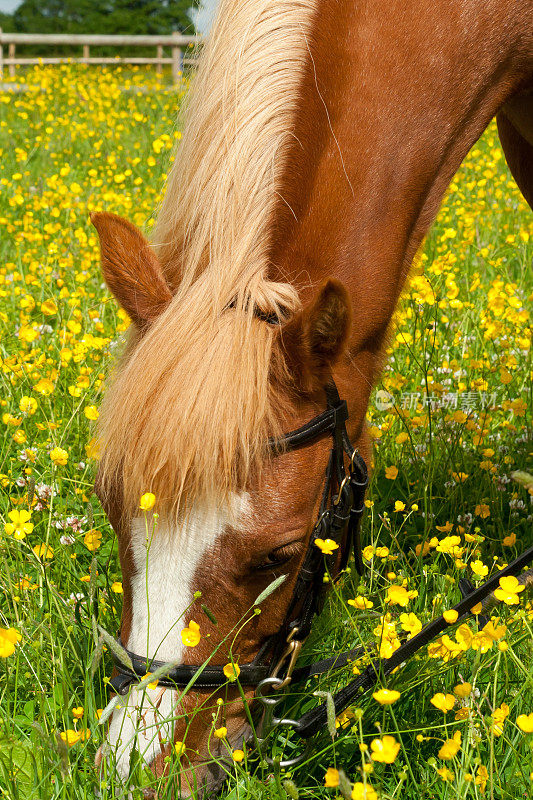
269;628;304;690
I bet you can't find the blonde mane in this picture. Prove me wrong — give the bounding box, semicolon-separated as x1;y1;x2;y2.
97;0;318;519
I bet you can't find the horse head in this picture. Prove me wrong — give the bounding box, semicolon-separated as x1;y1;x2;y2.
91;211;360;796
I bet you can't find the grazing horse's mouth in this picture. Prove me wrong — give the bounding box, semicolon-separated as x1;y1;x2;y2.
96;711;252;799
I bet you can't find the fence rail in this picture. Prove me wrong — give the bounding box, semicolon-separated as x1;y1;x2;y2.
0;31;200;82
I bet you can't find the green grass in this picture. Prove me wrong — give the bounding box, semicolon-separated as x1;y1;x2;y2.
0;64;532;799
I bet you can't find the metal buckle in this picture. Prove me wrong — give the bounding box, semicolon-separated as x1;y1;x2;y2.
333;473;350;506
270;629;304;690
254;677;312;767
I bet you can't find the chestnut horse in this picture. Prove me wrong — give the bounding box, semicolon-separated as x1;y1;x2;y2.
91;0;533;795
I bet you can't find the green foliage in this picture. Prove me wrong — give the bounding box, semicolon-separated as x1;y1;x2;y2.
13;0;199;35
0;12;16;32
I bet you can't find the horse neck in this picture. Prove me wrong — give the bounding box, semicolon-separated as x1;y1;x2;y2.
270;0;532;429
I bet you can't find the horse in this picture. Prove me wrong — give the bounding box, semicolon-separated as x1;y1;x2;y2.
91;0;533;795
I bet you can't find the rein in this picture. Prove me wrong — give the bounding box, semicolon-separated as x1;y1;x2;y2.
108;381;533;766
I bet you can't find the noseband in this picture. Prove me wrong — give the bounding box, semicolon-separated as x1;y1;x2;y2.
109;380;369;695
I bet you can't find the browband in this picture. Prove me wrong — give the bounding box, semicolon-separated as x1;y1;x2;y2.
271;399;349;452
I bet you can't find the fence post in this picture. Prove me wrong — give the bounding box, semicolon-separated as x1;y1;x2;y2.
83;44;90;60
156;43;163;75
0;29;3;82
171;31;182;84
8;43;15;78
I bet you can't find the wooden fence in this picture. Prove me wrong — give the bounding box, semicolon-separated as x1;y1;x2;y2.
0;32;200;83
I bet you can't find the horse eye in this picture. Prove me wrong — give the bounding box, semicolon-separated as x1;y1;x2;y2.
253;542;301;572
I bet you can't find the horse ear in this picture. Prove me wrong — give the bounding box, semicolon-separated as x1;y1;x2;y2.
90;212;172;328
280;279;352;393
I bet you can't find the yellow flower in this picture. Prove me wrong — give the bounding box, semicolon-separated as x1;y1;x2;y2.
34;378;55;396
72;707;84;719
232;749;244;762
454;682;472;698
436;767;454;782
455;624;473;650
41;299;58;315
181;620;201;647
348;596;374;610
223;662;240;682
84;405;99;421
516;713;533;733
351;782;378;800
214;726;227;739
430;693;455;713
509;398;527;416
373;689;401;705
174;741;186;757
452;472;469;483
13;429;27;445
400;612;422;637
50;447;68;466
370;735;400;763
18;325;40;343
475;765;488;793
363;545;374;561
19;396;37;415
139;492;156;511
494;575;525;605
33;544;54;560
395;432;409;444
111;582;123;593
474;503;490;518
492;702;510;737
5;509;33;540
386;585;417;607
394;500;406;512
482;619;506;642
145;672;159;689
443;610;459;624
85;437;101;460
436;535;463;556
3;413;22;427
60;729;90;746
385;465;398;479
502;532;516;547
438;730;461;760
0;628;22;658
324;767;340;787
314;538;339;555
470;559;489;578
84;529;102;551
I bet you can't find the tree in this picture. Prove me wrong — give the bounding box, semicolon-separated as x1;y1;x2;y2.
13;0;199;35
0;12;16;32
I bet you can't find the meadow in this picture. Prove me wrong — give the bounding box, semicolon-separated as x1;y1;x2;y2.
0;65;531;800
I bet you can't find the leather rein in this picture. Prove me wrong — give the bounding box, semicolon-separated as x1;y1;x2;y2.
108;380;533;762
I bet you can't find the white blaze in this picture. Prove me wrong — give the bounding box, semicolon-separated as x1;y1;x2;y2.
105;501;247;779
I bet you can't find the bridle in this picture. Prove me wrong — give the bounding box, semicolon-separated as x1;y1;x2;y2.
110;380;369;697
108;378;533;767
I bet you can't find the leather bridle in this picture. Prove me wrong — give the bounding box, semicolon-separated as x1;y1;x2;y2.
110;380;369;696
108;377;533;766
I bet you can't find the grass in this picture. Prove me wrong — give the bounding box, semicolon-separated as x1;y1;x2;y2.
0;64;532;799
